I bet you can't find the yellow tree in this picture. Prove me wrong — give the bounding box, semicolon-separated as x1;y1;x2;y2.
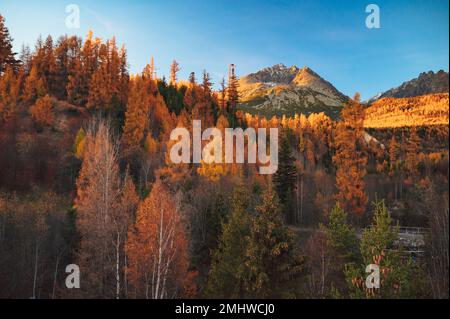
67;31;100;106
405;127;421;179
169;59;180;85
122;75;151;153
333;94;368;216
86;38;124;111
197;114;231;181
23;65;47;104
86;44;110;110
30;94;55;127
0;66;21;122
73;127;86;159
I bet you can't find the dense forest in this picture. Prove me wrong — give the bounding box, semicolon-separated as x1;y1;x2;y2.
0;14;449;299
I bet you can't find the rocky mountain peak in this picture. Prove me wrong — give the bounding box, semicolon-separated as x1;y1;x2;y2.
238;63;348;117
368;70;449;103
292;66;322;86
243;63;300;85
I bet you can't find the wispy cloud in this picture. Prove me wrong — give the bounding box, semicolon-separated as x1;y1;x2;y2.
83;6;114;33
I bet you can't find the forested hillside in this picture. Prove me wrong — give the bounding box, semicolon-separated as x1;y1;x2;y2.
365;93;449;128
0;14;448;299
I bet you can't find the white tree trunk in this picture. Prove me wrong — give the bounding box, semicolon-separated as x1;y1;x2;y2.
52;254;60;299
32;241;39;299
116;231;120;299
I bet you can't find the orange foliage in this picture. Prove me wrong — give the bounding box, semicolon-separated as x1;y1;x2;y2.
30;94;55;127
405;127;421;177
23;65;46;104
122;75;152;152
0;66;20;122
333;95;368;216
125;179;194;298
365;93;449;128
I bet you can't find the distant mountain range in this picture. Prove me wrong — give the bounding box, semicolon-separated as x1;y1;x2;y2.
237;64;449;118
366;70;449;104
237;64;348;118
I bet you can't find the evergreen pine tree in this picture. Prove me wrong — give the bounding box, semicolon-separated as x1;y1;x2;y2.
244;186;304;298
322;205;359;262
206;185;251;298
345;200;424;298
202;70;212;97
0;15;20;74
318;204;359;297
273;131;297;223
188;72;196;85
227;64;239;114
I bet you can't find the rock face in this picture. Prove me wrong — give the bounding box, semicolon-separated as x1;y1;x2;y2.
367;70;449;103
238;64;348;118
244;63;299;85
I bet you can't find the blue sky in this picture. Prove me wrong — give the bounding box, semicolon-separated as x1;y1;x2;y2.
1;0;448;99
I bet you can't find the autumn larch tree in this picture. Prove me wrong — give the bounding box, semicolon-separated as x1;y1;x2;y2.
19;44;32;73
87;37;129;128
53;35;82;100
182;74;210;125
30;94;55;127
184;70;214;126
332;94;368;217
41;35;57;95
26;35;55;97
121;75;152;153
405;127;421;180
67;31;100;106
86;42;111;111
73;127;86;159
298;115;315;170
125;179;192;299
23;65;47;104
0;66;21;122
169;59;180;85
